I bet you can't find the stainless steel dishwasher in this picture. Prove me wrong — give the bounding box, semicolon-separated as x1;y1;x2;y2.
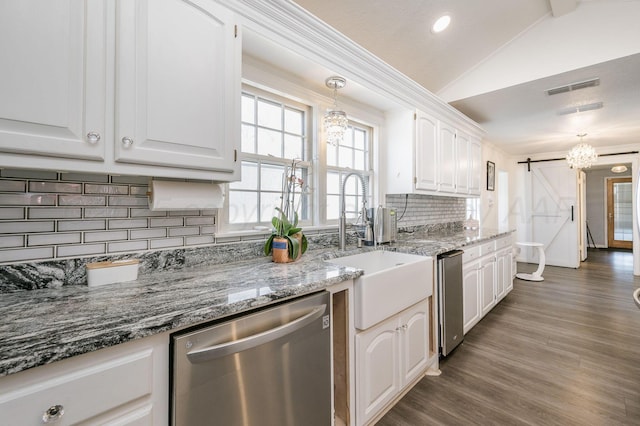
171;291;331;426
437;250;464;357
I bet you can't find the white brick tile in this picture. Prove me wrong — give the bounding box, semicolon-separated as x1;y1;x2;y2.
185;235;214;246
0;247;54;263
0;221;55;234
58;220;106;231
0;180;26;192
0;169;57;180
28;233;81;246
216;235;240;243
84;207;128;218
168;227;200;237
28;208;82;219
130;228;166;239
84;230;128;243
0;235;24;249
108;196;148;206
58;195;106;206
84;184;129;195
168;210;201;216
185;217;215;226
108;219;148;229
108;240;148;253
60;172;109;183
130;186;149;196
150;237;184;249
111;175;149;184
130;208;166;218
200;226;216;234
150;217;183;227
0;194;56;206
57;243;105;257
29;182;82;193
0;207;25;219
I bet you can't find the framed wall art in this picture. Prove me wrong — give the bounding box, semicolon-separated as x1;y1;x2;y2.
487;161;495;191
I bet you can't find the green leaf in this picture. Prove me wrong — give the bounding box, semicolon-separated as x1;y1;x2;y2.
264;235;275;256
288;227;302;236
301;233;308;254
288;235;300;259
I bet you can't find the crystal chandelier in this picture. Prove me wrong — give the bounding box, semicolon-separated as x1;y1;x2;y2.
323;76;348;146
566;133;598;169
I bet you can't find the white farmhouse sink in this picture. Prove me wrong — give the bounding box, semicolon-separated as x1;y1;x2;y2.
328;251;433;329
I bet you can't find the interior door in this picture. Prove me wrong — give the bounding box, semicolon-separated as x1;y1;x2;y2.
530;163;580;268
607;177;633;249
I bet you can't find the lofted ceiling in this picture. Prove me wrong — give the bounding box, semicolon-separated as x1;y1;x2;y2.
291;0;640;157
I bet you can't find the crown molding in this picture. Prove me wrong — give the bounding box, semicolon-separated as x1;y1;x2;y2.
225;0;485;137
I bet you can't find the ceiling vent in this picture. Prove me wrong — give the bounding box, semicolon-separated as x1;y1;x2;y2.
557;101;604;115
545;77;600;96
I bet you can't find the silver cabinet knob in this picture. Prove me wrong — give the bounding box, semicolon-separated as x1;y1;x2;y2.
86;132;101;144
42;405;64;423
121;137;134;148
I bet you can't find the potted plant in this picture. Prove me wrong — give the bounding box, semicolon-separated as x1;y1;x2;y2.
264;160;309;263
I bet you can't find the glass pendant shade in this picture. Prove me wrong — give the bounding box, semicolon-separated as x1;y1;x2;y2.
324;76;347;146
323;110;348;146
566;142;598;169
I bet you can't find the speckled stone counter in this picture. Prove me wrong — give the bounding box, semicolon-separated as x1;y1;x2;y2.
0;226;512;377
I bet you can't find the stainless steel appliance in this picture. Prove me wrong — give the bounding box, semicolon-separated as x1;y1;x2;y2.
368;206;397;243
171;291;332;426
437;250;464;356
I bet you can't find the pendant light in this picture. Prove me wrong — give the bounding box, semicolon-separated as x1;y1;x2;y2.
566;133;598;169
323;76;348;146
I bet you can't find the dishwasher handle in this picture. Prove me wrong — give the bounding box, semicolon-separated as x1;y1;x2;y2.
186;304;327;364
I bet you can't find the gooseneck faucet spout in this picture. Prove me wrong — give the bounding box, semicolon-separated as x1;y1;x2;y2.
339;172;370;250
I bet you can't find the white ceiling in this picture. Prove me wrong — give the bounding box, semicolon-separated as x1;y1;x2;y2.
288;0;640;157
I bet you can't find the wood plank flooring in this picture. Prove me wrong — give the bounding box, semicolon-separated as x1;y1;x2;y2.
377;249;640;425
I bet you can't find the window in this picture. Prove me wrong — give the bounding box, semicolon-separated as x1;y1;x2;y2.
228;90;311;228
326;123;373;222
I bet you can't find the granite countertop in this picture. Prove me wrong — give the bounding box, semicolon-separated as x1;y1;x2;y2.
0;227;512;377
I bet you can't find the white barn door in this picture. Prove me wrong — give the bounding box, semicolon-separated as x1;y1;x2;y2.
530;163;580;268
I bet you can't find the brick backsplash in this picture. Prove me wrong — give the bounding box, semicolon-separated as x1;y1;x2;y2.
0;169;218;264
386;194;466;227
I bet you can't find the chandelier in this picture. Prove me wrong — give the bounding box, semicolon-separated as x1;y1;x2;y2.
323;76;348;146
566;133;598;169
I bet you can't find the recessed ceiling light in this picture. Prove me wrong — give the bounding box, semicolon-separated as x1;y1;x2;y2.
432;15;451;33
611;165;628;173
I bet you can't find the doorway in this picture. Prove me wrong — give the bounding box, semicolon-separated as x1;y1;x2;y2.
607;177;633;249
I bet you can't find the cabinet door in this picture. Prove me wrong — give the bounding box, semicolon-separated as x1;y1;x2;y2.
438;122;456;193
400;302;429;386
116;0;239;174
505;249;514;293
463;262;481;334
455;131;469;194
468;137;482;195
496;250;506;300
0;1;106;161
415;111;438;191
356;319;400;425
480;256;496;316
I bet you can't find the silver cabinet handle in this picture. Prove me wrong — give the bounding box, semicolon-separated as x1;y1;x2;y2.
187;304;326;363
86;132;100;144
121;137;134;148
42;405;64;423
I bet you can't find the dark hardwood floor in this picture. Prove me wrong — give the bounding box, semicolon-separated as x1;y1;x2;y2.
377;249;640;425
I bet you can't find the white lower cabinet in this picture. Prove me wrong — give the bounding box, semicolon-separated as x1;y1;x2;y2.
356;300;429;425
463;235;514;335
463;259;481;334
0;333;168;426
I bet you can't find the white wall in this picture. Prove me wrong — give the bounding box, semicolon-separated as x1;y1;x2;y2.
481;141;515;230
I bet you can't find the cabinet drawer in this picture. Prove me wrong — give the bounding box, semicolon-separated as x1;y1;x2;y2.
495;236;512;251
479;241;496;256
0;349;153;425
462;245;480;263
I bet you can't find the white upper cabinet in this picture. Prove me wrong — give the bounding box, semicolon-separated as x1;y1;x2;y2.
0;0;240;181
0;1;106;161
385;109;482;197
414;111;438;191
116;0;239;173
